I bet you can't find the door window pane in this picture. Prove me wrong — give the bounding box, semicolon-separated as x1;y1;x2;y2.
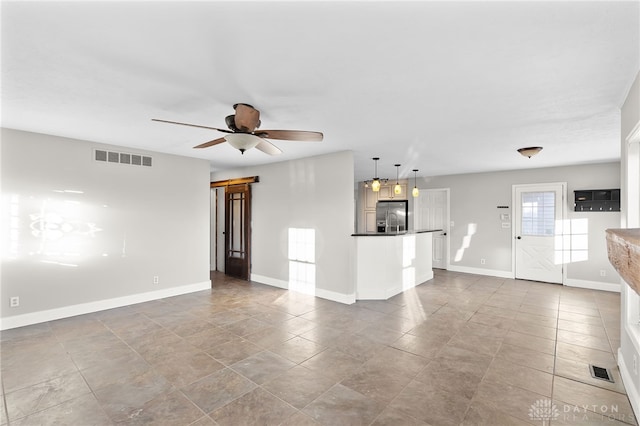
521;191;555;236
230;193;244;258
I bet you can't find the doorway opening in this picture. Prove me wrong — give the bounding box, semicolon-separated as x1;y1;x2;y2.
211;176;259;281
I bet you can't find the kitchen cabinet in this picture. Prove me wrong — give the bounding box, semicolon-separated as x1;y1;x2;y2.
365;211;377;233
360;181;408;233
365;186;377;209
378;184;407;200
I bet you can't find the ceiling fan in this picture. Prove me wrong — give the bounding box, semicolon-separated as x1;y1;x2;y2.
152;103;323;155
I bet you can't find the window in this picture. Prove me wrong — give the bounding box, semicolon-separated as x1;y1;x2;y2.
521;191;556;236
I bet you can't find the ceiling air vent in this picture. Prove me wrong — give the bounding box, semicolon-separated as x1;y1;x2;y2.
94;149;152;167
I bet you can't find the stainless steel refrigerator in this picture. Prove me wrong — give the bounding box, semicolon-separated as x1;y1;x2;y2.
376;200;408;233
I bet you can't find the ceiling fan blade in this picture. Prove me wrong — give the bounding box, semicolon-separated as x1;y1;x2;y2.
152;118;232;133
193;137;227;149
254;129;323;142
233;103;261;132
255;139;282;155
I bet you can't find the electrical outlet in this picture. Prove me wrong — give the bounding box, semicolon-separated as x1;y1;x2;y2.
600;270;606;277
10;296;19;307
480;259;486;265
153;276;159;284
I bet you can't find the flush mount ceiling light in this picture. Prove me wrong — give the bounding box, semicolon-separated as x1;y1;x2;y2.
394;164;402;195
517;146;543;158
412;169;419;198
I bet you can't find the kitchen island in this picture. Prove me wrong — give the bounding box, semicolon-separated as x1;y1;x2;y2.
352;230;440;300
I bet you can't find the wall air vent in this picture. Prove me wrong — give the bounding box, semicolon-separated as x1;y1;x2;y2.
94;149;152;167
120;153;131;164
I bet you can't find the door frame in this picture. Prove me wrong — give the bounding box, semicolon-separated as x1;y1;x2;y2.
511;182;567;284
211;176;259;279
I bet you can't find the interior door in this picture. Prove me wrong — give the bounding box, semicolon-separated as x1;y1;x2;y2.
418;189;449;269
514;184;564;284
225;184;251;280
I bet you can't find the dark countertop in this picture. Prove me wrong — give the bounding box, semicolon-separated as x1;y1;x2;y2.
351;229;442;237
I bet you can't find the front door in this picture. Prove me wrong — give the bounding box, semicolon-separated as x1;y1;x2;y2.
225;184;251;280
514;183;564;284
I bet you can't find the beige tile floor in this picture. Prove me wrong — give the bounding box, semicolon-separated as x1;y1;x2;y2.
1;270;637;425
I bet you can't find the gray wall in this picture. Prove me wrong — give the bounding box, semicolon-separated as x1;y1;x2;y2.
1;128;211;326
419;162;621;284
211;151;356;302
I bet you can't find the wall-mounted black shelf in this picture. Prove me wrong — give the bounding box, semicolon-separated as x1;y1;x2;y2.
574;189;620;212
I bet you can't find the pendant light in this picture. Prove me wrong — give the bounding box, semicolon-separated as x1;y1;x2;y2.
371;157;381;192
394;164;402;195
412;169;419;198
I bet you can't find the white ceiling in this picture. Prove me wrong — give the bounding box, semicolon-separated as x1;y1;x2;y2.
2;1;639;182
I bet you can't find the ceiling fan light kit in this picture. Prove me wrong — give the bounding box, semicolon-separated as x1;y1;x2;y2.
224;133;261;154
517;146;543;158
152;103;322;155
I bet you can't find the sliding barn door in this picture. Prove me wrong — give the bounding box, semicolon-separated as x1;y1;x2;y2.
225;184;251;280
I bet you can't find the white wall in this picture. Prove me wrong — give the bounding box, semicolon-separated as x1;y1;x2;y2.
1;129;211;329
210;151;356;303
415;163;621;287
619;70;640;419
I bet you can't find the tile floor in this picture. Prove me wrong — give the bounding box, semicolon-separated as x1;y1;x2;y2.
1;270;637;425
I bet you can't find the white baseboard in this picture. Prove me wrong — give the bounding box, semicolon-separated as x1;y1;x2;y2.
316;288;356;305
0;280;211;331
564;278;621;293
618;348;640;422
250;274;289;290
447;265;514;279
417;271;435;287
251;274;356;305
356;271;434;301
445;267;621;293
357;284;399;300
